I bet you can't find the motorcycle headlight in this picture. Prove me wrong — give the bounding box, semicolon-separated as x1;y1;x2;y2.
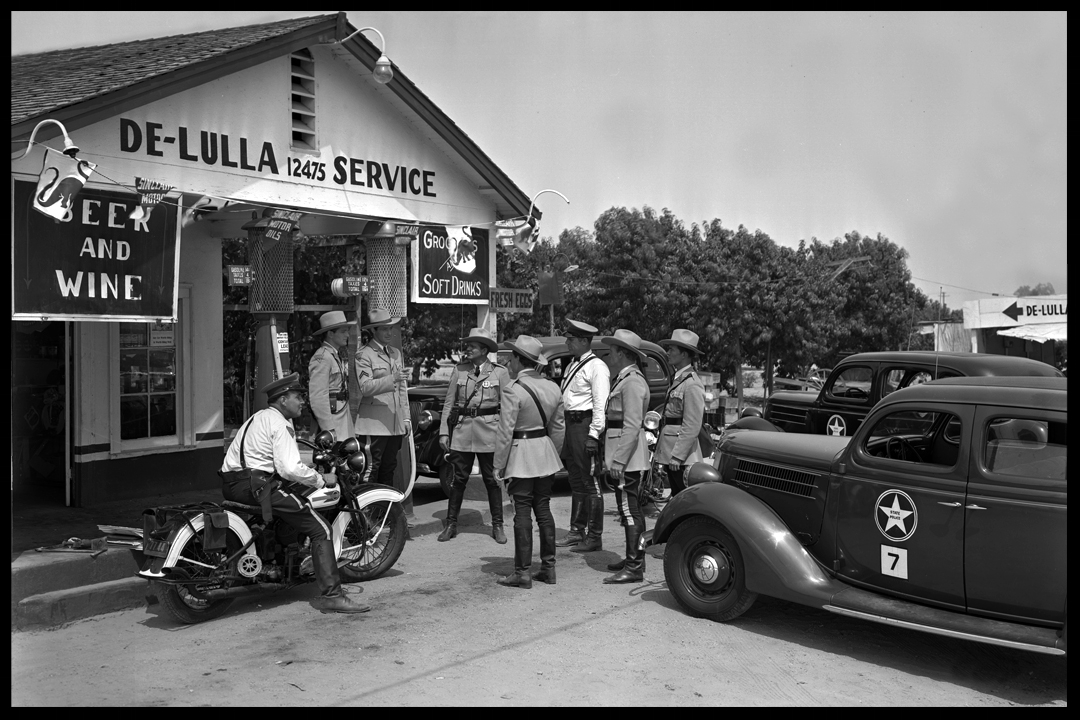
347;451;368;475
643;410;662;432
315;430;336;450
338;436;360;457
418;409;436;431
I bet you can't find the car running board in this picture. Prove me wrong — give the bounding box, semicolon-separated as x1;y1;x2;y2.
825;586;1065;655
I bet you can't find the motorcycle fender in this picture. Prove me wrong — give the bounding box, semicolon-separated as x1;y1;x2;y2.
159;510;254;569
331;484;404;558
652;483;844;609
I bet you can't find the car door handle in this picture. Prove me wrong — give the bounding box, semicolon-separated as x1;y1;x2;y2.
965;504;988;510
937;502;961;507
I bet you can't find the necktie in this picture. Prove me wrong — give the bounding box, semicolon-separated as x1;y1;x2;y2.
474;366;480;377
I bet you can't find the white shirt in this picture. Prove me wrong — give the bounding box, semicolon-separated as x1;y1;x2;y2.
560;351;610;439
221;407;323;488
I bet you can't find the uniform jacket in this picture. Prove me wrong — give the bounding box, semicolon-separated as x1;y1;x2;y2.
440;360;511;453
654;365;705;466
560;351;610;439
221;407;322;488
308;341;354;441
604;364;651;473
354;340;409;437
495;369;566;479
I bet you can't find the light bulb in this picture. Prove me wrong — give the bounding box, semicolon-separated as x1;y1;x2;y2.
373;55;394;84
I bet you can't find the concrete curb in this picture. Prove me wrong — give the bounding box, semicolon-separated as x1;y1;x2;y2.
11;497;511;631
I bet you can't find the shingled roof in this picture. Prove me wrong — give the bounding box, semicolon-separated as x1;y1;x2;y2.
11;14;338;127
11;12;535;221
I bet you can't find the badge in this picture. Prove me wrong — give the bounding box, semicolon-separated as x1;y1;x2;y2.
826;414;847;436
875;489;917;542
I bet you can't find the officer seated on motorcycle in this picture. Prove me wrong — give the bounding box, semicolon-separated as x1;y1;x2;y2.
219;373;370;614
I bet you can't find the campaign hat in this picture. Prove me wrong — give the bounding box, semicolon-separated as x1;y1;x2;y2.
361;308;402;329
499;335;548;366
601;329;646;361
461;327;498;353
563;319;598;337
263;372;304;402
312;310;356;335
658;329;701;354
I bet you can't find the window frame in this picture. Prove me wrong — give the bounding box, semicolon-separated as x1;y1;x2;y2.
109;285;193;455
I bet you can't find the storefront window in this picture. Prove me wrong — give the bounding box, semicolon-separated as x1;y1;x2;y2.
110;286;191;454
119;322;177;439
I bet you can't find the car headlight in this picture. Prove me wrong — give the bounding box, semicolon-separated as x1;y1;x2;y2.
686;461;721;486
418;409;436;431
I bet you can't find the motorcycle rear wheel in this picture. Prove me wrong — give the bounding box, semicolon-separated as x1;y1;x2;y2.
338;502;407;583
154;531;242;624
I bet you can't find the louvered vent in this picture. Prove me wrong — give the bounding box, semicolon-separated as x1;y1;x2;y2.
733;459;817;498
290;49;317;151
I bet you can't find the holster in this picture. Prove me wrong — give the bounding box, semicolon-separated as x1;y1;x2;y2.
329;388;349;415
249;470;280;523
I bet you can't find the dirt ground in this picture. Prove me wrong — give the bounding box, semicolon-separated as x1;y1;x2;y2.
11;491;1067;707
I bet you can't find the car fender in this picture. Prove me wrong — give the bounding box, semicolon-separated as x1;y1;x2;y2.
653;482;844;608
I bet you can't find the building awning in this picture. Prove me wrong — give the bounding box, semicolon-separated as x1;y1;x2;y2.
996;323;1067;343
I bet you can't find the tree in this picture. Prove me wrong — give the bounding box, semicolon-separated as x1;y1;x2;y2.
1014;282;1057;296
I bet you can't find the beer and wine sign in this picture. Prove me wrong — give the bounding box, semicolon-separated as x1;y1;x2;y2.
12;180;181;322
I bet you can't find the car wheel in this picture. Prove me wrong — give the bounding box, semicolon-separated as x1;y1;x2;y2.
439;460;455;498
663;516;757;622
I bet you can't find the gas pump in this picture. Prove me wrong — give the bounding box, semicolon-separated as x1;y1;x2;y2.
244;210;296;412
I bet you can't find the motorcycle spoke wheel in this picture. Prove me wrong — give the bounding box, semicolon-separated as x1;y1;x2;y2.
339;502;408;583
155;532;240;624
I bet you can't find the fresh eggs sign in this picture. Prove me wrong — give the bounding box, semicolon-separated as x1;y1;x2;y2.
12;181;180;321
411;225;490;305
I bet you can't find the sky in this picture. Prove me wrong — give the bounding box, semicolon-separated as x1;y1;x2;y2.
11;11;1068;309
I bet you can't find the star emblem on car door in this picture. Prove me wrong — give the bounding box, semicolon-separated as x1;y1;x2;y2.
827;414;847;436
875;490;918;541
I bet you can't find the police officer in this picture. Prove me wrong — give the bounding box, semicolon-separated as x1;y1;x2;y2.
354;308;411;487
308;311;355;442
437;327;511;544
220;374;369;614
599;329;651;583
494;336;566;588
655;329;706;497
556;319;610;552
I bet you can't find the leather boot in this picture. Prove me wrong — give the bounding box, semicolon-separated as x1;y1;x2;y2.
308;539;371;613
438;484;465;542
555;492;588;547
532;524;556;584
486;483;507;543
572;496;604;552
604;526;645;584
607;558;626;571
498;525;533;589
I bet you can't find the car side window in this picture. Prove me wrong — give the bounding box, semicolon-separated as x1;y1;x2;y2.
863;409;960;466
643;356;665;384
826;366;873;402
984;418;1067;481
881;368;905;398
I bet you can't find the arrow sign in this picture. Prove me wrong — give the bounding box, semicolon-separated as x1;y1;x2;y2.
1002;301;1022;322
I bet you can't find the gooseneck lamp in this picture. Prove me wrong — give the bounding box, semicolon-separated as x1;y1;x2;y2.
338;26;394;84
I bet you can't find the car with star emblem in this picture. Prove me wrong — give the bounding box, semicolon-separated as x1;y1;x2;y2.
764;351;1061;437
646;375;1067;655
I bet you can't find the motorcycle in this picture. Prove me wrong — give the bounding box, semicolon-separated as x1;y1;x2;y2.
638;410;725;510
134;430;409;624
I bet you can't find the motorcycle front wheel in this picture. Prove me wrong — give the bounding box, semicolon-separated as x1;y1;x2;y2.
154;531;242;624
338;502;408;583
